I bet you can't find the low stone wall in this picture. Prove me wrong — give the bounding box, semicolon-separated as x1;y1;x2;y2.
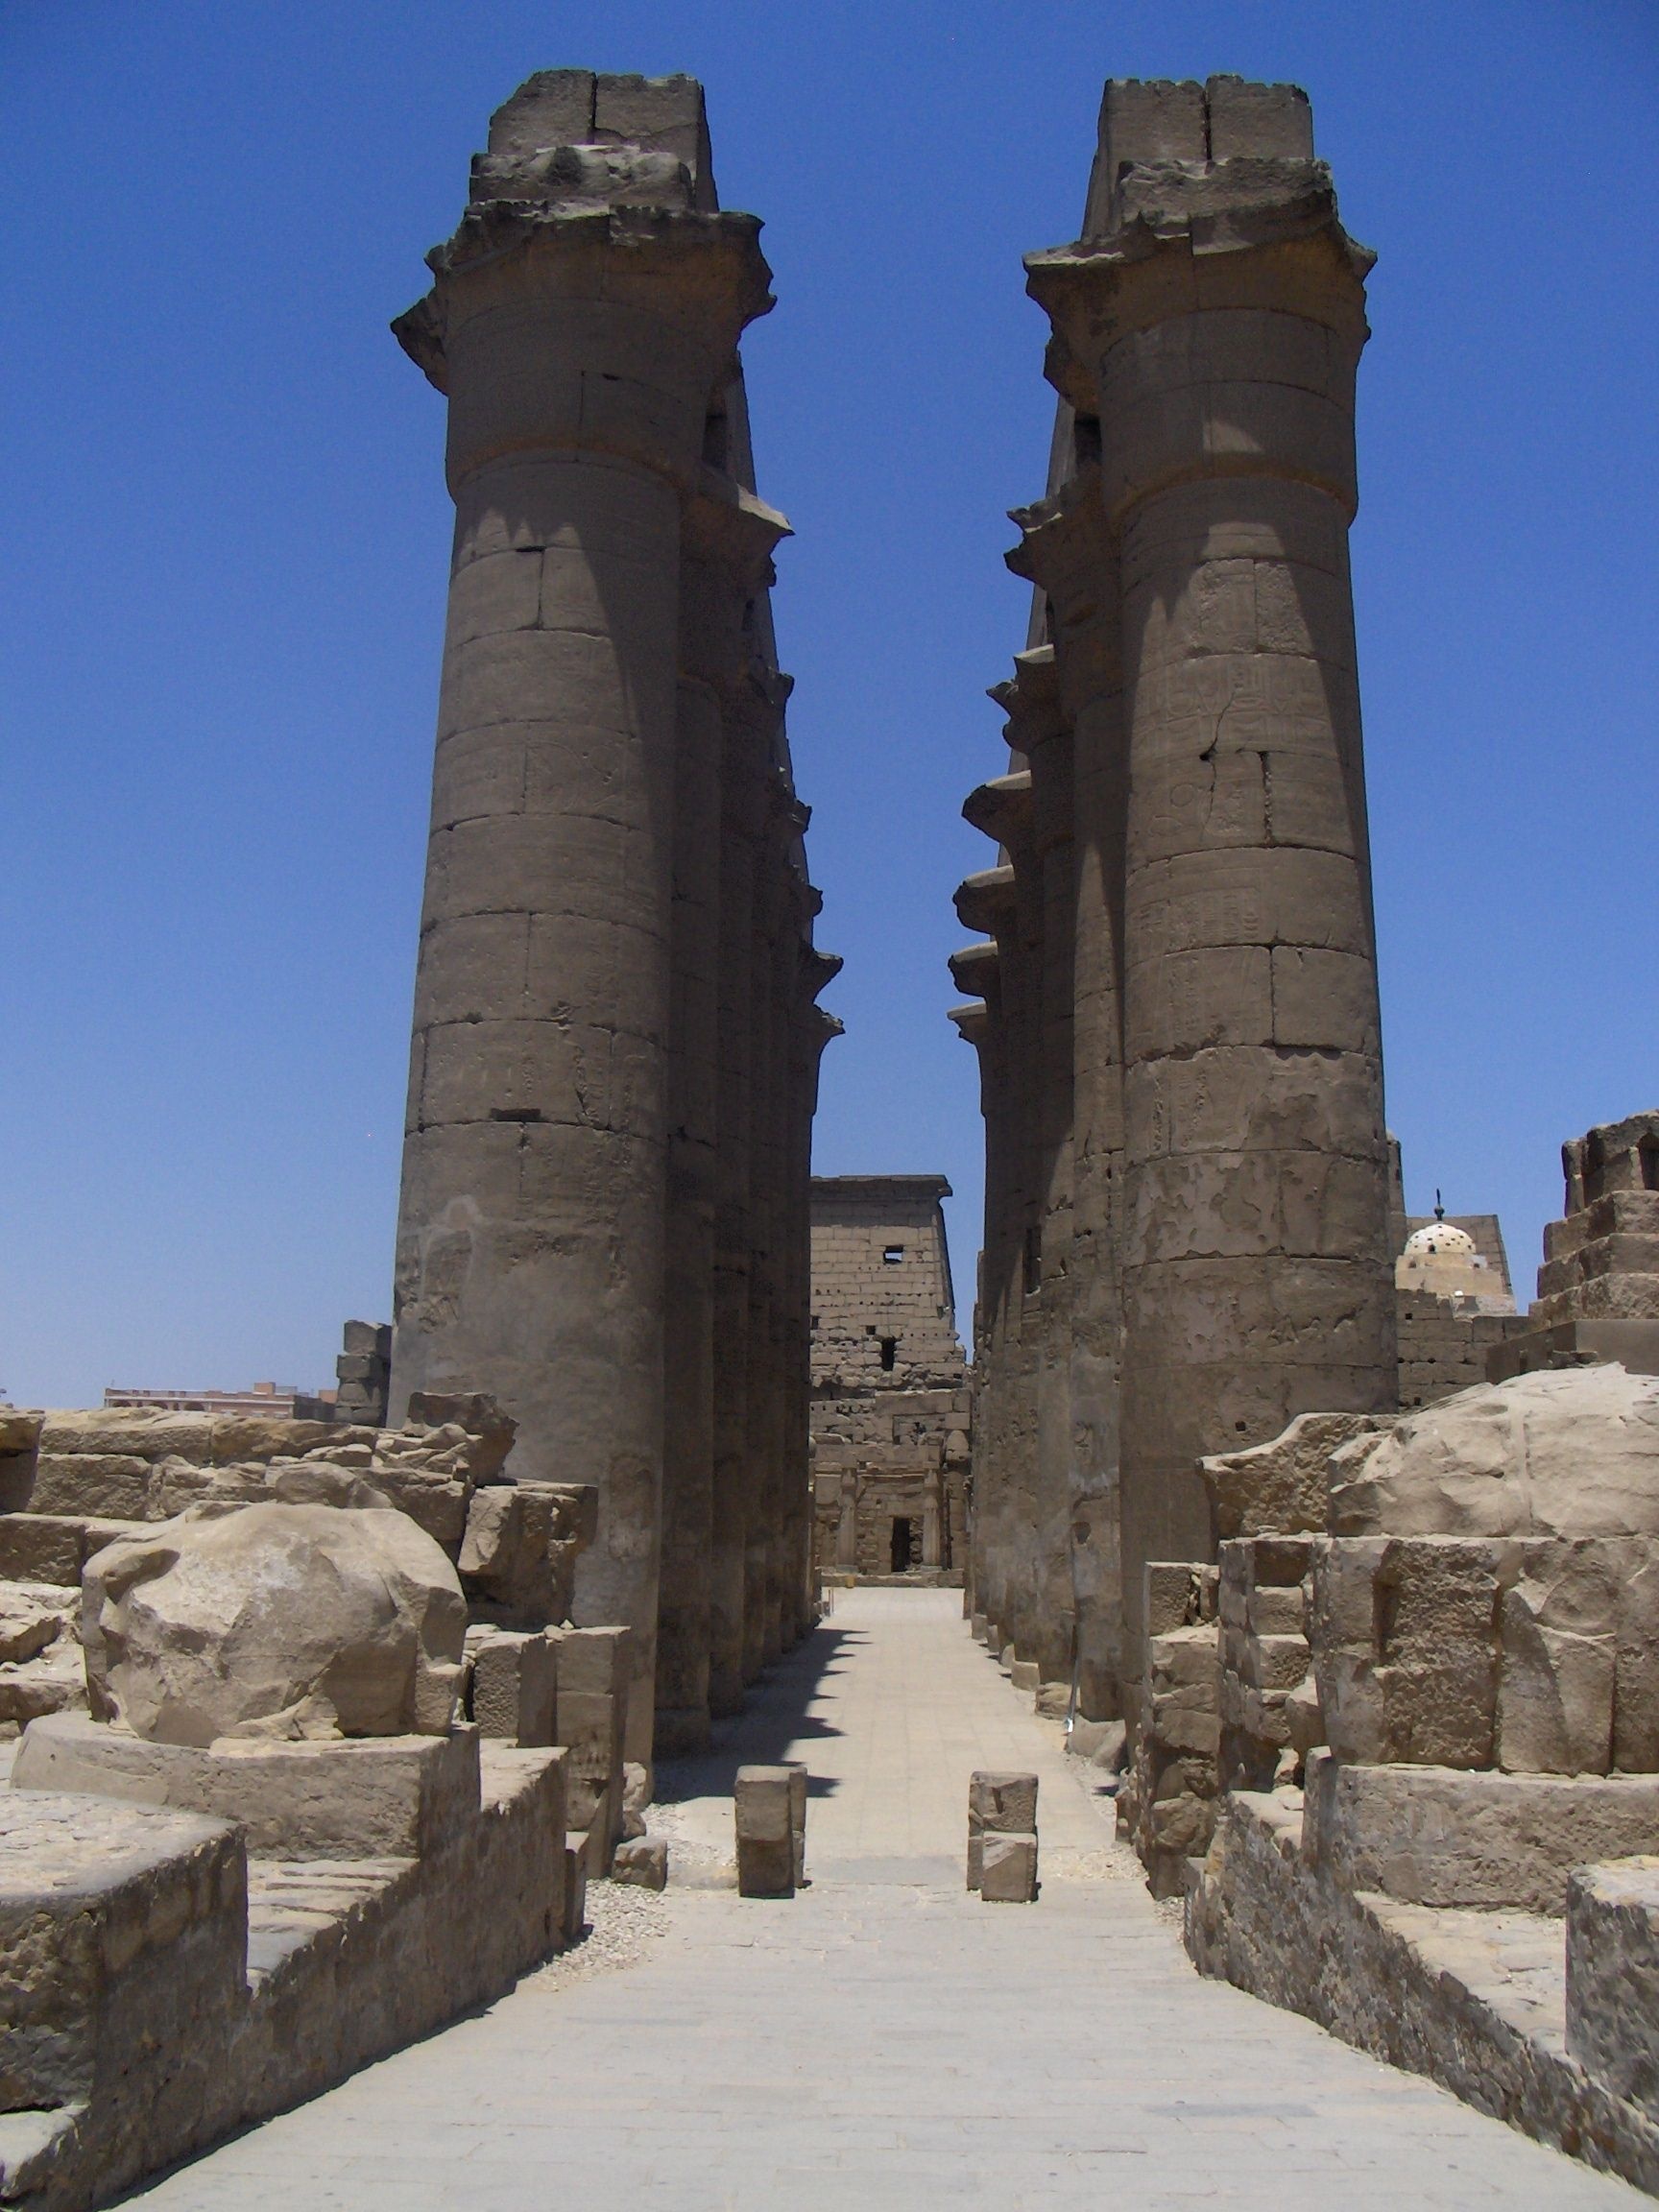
1187;1789;1659;2196
0;1737;568;2211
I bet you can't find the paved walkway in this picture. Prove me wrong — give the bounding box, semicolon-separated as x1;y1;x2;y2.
128;1589;1641;2210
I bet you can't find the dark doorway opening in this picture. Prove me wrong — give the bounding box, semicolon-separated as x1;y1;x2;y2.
890;1517;913;1574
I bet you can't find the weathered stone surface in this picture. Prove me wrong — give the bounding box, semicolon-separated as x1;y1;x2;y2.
979;1831;1039;1902
611;1835;668;1889
1567;1857;1659;2118
0;1789;246;2194
734;1764;796;1896
12;1711;483;1860
1310;1537;1502;1768
1201;1410;1395;1540
1329;1365;1659;1539
1187;1789;1659;2196
465;1626;556;1745
1303;1749;1659;1911
82;1504;467;1746
458;1481;595;1626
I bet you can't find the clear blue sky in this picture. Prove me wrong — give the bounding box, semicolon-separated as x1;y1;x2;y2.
3;2;1655;1406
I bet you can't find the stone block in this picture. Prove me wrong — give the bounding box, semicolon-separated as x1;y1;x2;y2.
979;1831;1039;1902
611;1836;668;1890
1496;1540;1621;1775
1202;1411;1391;1539
734;1765;795;1897
1566;1857;1659;2116
1302;1749;1659;1912
1310;1537;1502;1768
563;1837;588;1942
0;1791;246;2174
467;1627;557;1745
13;1712;482;1860
28;1455;152;1519
0;1514;132;1587
1009;1659;1040;1693
968;1769;1038;1887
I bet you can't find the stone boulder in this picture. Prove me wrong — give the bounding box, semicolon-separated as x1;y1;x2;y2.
82;1503;466;1746
1328;1364;1659;1539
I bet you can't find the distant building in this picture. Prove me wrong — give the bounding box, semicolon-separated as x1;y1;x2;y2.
101;1382;332;1419
808;1175;970;1583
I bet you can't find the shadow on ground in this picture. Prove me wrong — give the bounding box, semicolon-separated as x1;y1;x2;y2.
654;1621;854;1804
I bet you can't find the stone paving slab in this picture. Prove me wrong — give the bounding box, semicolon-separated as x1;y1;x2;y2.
123;1590;1644;2210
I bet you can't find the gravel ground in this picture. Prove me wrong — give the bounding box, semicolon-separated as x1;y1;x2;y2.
521;1867;672;1995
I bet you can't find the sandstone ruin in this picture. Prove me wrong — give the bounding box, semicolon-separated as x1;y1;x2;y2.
807;1175;970;1583
385;69;837;1764
3;56;1654;2211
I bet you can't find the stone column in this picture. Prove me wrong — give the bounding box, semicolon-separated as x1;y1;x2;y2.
1000;648;1075;1688
654;481;786;1756
1009;457;1128;1719
1028;75;1395;1697
949;955;1004;1630
387;72;773;1761
709;683;768;1713
954;830;1031;1647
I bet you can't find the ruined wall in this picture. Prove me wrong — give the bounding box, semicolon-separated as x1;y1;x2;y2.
807;1177;969;1583
384;72;837;1762
951;75;1397;1723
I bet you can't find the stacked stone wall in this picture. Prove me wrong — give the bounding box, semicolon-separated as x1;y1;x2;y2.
807;1178;968;1582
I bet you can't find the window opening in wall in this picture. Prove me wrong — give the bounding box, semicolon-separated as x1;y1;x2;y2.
883;1245;903;1264
809;1315;819;1332
1022;1225;1042;1296
878;1336;897;1372
1642;1137;1659;1193
890;1516;915;1574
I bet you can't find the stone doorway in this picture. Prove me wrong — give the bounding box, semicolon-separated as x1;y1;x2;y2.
890;1516;917;1574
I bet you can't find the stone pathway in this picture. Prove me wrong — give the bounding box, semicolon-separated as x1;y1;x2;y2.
127;1589;1642;2210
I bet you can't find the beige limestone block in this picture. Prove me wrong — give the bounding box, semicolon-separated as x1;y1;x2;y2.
1329;1365;1659;1540
1495;1540;1628;1776
82;1503;467;1746
1567;1857;1659;2114
1310;1537;1502;1768
1304;1749;1659;1912
979;1831;1039;1902
13;1709;480;1860
1202;1409;1394;1539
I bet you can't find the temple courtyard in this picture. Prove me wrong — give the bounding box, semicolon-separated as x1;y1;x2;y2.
120;1589;1639;2210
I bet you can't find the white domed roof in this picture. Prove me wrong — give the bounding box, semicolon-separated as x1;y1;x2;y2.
1404;1221;1478;1260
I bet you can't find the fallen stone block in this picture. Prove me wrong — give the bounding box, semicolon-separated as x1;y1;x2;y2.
82;1503;466;1744
13;1711;482;1861
612;1836;668;1890
979;1831;1038;1902
734;1764;797;1897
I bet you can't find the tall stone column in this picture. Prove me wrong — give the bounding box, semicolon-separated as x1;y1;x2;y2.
709;681;768;1712
1028;75;1395;1695
1008;456;1128;1717
954;834;1030;1643
655;479;786;1755
387;72;772;1761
